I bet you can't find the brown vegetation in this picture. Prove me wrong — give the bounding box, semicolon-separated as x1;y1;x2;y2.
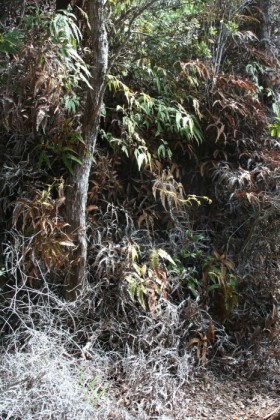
0;0;279;418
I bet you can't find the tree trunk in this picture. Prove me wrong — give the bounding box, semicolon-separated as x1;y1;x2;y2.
258;0;280;106
64;0;108;300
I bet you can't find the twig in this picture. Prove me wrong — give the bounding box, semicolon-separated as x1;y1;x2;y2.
263;407;280;420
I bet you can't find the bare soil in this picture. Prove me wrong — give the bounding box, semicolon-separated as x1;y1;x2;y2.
107;368;280;419
178;373;280;420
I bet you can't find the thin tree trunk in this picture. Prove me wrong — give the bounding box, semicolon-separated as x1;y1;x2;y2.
64;0;108;300
258;0;280;105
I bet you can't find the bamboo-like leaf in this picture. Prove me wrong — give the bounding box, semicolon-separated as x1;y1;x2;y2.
63;153;82;165
59;240;76;247
128;279;137;301
157;248;176;266
137;286;146;310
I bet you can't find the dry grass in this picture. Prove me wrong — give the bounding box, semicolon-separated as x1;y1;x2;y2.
0;331;99;419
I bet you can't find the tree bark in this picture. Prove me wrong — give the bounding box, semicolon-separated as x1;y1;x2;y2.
258;0;280;105
64;0;108;300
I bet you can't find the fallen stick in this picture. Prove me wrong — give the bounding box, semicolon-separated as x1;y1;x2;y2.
263;407;280;420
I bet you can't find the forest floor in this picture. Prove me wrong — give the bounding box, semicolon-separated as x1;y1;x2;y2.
106;366;280;420
181;373;280;420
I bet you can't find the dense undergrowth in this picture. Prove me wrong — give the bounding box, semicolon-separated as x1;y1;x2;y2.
0;0;279;418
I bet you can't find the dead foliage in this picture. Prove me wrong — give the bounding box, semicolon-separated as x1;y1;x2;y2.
0;1;279;418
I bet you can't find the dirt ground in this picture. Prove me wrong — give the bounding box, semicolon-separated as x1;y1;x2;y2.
183;372;280;420
106;364;279;420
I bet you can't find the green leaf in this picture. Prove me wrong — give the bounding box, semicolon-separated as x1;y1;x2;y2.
63;153;82;165
208;283;220;291
62;155;74;174
128;279;137;301
38;151;52;169
137;286;146;310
